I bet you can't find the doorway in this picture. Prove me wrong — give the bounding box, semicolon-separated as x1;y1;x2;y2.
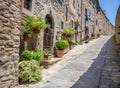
43;15;54;50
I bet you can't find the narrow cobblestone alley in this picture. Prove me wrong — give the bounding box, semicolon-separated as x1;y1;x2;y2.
19;36;120;88
41;36;120;88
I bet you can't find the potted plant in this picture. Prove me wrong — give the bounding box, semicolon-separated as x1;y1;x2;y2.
97;33;100;38
55;40;69;58
26;16;48;34
62;28;75;39
44;49;52;60
22;25;31;41
67;39;76;49
91;33;95;39
19;60;42;83
79;30;83;33
21;49;44;63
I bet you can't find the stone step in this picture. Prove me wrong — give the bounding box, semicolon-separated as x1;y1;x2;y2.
41;58;62;69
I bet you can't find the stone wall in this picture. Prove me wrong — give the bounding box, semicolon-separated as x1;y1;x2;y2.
98;9;115;36
115;6;120;44
0;0;20;88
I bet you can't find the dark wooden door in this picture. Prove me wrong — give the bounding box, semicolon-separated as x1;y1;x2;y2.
43;28;53;50
75;26;78;41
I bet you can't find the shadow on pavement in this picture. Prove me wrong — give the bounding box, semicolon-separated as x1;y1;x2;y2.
71;37;119;88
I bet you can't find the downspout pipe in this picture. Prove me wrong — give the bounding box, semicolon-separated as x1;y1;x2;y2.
19;0;23;60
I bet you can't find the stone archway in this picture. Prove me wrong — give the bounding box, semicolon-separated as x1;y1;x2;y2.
43;14;54;50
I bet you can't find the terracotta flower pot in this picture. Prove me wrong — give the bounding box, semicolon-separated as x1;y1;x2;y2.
56;49;64;58
33;29;40;34
23;34;31;41
44;54;52;60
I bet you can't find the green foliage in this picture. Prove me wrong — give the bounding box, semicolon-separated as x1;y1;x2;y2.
19;60;42;83
68;39;76;44
91;33;95;38
21;49;44;62
32;49;44;62
62;28;75;36
44;49;52;55
21;50;32;61
79;30;83;33
26;16;48;30
22;26;31;35
55;40;69;50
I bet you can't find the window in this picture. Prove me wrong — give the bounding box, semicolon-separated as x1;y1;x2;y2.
24;0;32;11
66;6;68;21
96;20;98;25
85;9;88;21
57;0;64;6
70;20;74;28
61;21;64;29
78;4;80;16
85;9;87;15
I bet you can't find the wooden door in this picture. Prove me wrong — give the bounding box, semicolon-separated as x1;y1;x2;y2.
43;28;53;50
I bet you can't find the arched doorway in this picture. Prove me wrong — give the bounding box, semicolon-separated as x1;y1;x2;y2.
43;15;54;50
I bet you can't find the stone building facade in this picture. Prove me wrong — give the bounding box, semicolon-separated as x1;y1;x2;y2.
22;0;115;51
115;6;120;44
0;0;21;88
22;0;83;51
23;0;114;50
23;0;114;49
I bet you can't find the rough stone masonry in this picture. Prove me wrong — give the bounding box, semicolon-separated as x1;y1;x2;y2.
0;0;21;88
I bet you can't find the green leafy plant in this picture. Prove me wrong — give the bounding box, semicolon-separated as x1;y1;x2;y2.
79;30;83;33
68;39;76;44
44;49;52;55
21;50;33;61
19;60;42;83
32;49;44;62
26;16;48;31
22;25;31;35
91;33;95;38
62;28;75;36
55;40;69;50
21;49;44;62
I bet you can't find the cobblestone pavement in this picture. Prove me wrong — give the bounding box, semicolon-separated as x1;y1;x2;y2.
19;36;120;88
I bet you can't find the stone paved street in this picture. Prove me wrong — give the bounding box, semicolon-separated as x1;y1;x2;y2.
19;36;120;88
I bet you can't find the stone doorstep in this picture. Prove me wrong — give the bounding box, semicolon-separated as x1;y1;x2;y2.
41;58;62;69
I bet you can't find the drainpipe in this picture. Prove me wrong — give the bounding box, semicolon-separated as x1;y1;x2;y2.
20;0;23;36
19;0;23;59
81;0;83;31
